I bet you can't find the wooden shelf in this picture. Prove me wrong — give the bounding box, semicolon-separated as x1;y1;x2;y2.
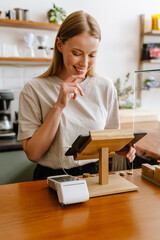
0;18;60;31
141;59;160;64
0;19;58;65
137;15;160;99
143;31;160;36
0;57;52;65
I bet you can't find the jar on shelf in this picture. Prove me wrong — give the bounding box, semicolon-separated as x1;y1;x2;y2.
152;14;160;31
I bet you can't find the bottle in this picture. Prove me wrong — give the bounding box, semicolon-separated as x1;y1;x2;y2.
152;14;160;31
23;9;30;21
14;8;23;21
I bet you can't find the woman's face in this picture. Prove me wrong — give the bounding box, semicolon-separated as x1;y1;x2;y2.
57;33;100;80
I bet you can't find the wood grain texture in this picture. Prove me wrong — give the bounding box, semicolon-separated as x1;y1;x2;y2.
99;148;109;184
74;129;134;186
0;57;52;62
75;129;134;159
0;18;60;30
0;170;160;240
86;175;138;197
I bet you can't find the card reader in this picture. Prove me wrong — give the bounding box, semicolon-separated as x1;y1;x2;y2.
47;175;89;205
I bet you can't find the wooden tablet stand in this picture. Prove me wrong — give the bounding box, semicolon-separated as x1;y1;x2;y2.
74;129;138;197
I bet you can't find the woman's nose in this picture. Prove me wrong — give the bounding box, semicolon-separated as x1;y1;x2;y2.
80;55;88;67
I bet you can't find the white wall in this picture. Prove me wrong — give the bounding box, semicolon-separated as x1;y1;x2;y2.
1;0;160;117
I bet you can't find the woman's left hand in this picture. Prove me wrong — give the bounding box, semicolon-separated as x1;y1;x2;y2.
116;145;136;163
125;145;136;163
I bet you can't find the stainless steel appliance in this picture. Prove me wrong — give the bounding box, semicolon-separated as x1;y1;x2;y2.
0;90;16;139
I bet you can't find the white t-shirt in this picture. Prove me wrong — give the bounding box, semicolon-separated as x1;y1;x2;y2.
18;75;120;169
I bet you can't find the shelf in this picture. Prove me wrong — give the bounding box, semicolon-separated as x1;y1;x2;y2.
139;15;160;68
0;18;60;31
0;19;58;66
0;57;52;65
143;31;160;36
141;59;160;64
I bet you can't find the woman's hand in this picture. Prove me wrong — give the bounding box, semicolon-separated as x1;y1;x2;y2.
56;75;85;109
116;145;136;163
126;145;136;163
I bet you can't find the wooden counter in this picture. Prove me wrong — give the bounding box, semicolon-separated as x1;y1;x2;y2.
0;170;160;240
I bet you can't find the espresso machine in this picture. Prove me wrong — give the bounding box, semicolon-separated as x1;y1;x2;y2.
0;90;16;139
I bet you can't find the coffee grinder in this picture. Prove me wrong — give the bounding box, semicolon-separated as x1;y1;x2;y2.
0;90;16;139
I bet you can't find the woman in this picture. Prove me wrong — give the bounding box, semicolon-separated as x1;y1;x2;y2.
18;10;136;180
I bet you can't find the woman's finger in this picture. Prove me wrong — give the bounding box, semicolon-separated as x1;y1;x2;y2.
65;74;85;83
73;89;78;100
126;146;136;163
62;82;84;97
75;83;84;96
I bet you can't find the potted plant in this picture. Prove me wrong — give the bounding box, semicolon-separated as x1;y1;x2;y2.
114;73;134;109
47;3;66;24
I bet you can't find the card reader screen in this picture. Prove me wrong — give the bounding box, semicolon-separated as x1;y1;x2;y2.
50;175;80;182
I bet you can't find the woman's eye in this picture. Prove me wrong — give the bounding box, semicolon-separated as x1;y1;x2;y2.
89;55;96;58
72;52;81;56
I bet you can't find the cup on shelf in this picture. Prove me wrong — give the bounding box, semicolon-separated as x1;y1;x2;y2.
36;35;48;48
23;33;35;58
0;43;19;57
14;8;23;21
35;35;48;58
47;47;54;58
35;47;48;58
23;9;30;21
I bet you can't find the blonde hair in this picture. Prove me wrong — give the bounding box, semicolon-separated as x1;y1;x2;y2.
40;10;101;78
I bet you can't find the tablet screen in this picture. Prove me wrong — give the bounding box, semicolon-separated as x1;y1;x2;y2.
50;175;80;182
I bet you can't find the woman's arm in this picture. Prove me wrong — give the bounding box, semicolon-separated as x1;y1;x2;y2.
22;103;63;162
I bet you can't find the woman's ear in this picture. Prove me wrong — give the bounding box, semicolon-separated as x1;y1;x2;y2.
56;37;63;52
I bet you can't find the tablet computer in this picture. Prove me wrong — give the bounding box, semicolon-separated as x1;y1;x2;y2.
117;131;147;152
65;134;90;156
65;131;147;156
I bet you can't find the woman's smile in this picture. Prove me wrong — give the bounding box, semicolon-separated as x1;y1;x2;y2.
73;65;87;75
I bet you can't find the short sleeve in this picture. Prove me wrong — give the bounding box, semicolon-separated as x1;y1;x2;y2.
17;84;42;140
